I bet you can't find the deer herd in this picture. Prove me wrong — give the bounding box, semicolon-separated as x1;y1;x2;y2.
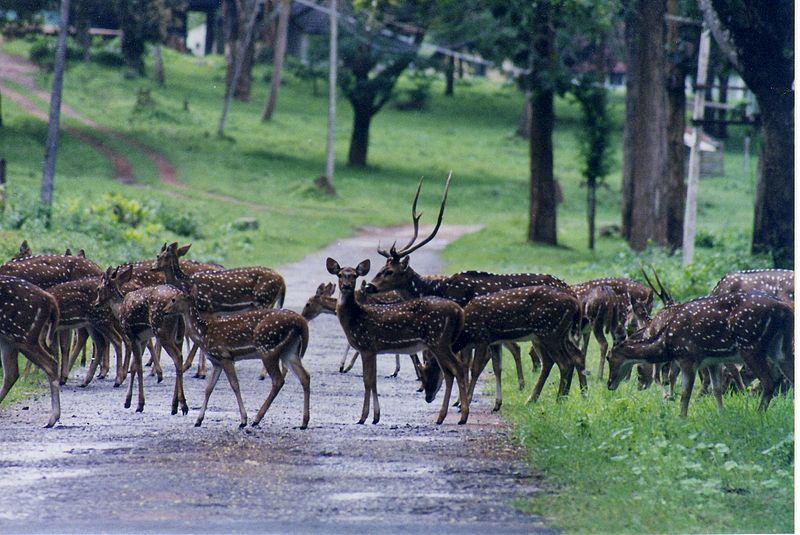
0;177;793;431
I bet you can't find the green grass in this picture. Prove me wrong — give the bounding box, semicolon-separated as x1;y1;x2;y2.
0;38;790;532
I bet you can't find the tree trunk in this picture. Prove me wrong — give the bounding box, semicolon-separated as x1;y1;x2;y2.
261;0;290;121
75;16;91;61
622;0;675;251
444;55;454;96
587;176;596;250
224;0;257;102
752;94;793;267
348;100;373;167
516;95;531;138
716;69;730;138
153;44;165;86
41;0;70;223
664;0;685;248
528;88;557;244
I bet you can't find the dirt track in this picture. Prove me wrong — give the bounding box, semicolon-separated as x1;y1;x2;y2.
0;225;549;534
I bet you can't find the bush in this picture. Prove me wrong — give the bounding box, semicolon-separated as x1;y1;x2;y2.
393;72;433;111
156;205;205;239
28;36;82;69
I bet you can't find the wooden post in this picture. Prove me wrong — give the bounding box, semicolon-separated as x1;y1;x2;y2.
681;27;710;266
317;0;337;195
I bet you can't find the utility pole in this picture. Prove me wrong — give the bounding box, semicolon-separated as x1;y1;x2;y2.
682;27;710;266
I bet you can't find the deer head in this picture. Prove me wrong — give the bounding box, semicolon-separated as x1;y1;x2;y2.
418;356;444;403
153;242;192;272
366;174;451;294
327;258;370;294
301;282;335;320
94;265;133;307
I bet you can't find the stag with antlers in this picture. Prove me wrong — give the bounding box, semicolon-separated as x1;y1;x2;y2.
607;290;793;416
327;258;469;425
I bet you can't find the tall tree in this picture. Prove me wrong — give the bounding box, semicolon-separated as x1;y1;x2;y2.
699;0;794;267
339;1;433;167
223;0;261;101
115;0;168;74
40;0;70;224
621;0;687;251
261;0;290;121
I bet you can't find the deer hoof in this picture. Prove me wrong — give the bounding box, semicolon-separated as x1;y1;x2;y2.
372;417;380;425
124;400;131;409
492;403;502;412
136;405;145;413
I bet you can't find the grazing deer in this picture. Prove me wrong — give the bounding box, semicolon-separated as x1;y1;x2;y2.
94;266;190;416
327;258;469;425
420;286;584;411
0;276;61;427
711;269;794;304
301;282;425;382
575;285;629;379
163;284;311;429
607;290;793;416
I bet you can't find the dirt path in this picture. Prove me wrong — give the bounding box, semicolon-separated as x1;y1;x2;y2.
0;225;549;534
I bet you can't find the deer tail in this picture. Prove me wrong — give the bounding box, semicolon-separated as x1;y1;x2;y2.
298;317;310;359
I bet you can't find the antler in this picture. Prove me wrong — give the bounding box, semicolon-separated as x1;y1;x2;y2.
639;265;673;306
377;172;452;260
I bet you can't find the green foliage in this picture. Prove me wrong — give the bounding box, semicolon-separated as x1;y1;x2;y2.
28;35;83;69
114;0;168;74
393;71;433;111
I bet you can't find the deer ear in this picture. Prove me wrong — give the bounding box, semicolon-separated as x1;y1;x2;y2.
325;282;335;295
326;258;341;275
161;242;167;252
400;256;410;269
177;244;191;257
356;259;371;276
78;249;85;258
65;248;72;256
19;240;29;252
315;283;326;296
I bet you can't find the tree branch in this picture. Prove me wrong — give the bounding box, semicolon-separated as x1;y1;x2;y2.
697;0;741;72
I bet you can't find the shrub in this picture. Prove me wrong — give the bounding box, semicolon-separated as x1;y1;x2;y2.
393;72;433;111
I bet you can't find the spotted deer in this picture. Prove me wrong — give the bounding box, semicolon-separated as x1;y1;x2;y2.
607;290;793;416
711;269;794;304
301;282;424;382
0;275;61;427
327;258;469;425
573;284;630;379
153;242;285;379
46;277;125;387
163;283;311;429
365;176;568;385
419;285;584;412
94;266;191;416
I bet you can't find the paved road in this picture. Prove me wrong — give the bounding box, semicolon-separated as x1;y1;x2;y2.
0;225;550;534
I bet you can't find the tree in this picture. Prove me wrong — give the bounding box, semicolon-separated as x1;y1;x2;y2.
223;0;261;101
115;0;168;74
338;1;433;167
621;0;691;251
261;0;290;121
40;0;70;224
699;0;793;267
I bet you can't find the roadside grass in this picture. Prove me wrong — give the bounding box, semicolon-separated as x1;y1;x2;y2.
0;38;791;532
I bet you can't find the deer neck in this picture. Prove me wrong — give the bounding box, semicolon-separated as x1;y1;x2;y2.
183;301;209;342
163;259;190;290
625;336;670;364
337;288;364;320
405;269;439;299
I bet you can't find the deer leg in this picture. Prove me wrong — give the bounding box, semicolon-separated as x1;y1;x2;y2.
667;362;679;399
343;350;360;374
358;352;378;424
219;360;247;428
529;342;542;372
503;342;525;391
252;357;285;427
338;344;351;373
111;332;125;387
148;340;163;383
20;342;61;428
728;364;747;392
258;363;268;381
678;361;697;417
162;339;187;415
195;363;223;427
706;364;725;412
466;346;492;403
594;322;608;379
58;330;72;385
22;358;33;381
491;345;503;412
556;361;574;400
119;344;132;388
79;333;88;367
0;347;20;404
194;349;208;379
80;330;107;388
67;328;89;374
436;370;454;425
528;353;555;403
284;341;311;430
387;354;400;378
182;342;199;373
